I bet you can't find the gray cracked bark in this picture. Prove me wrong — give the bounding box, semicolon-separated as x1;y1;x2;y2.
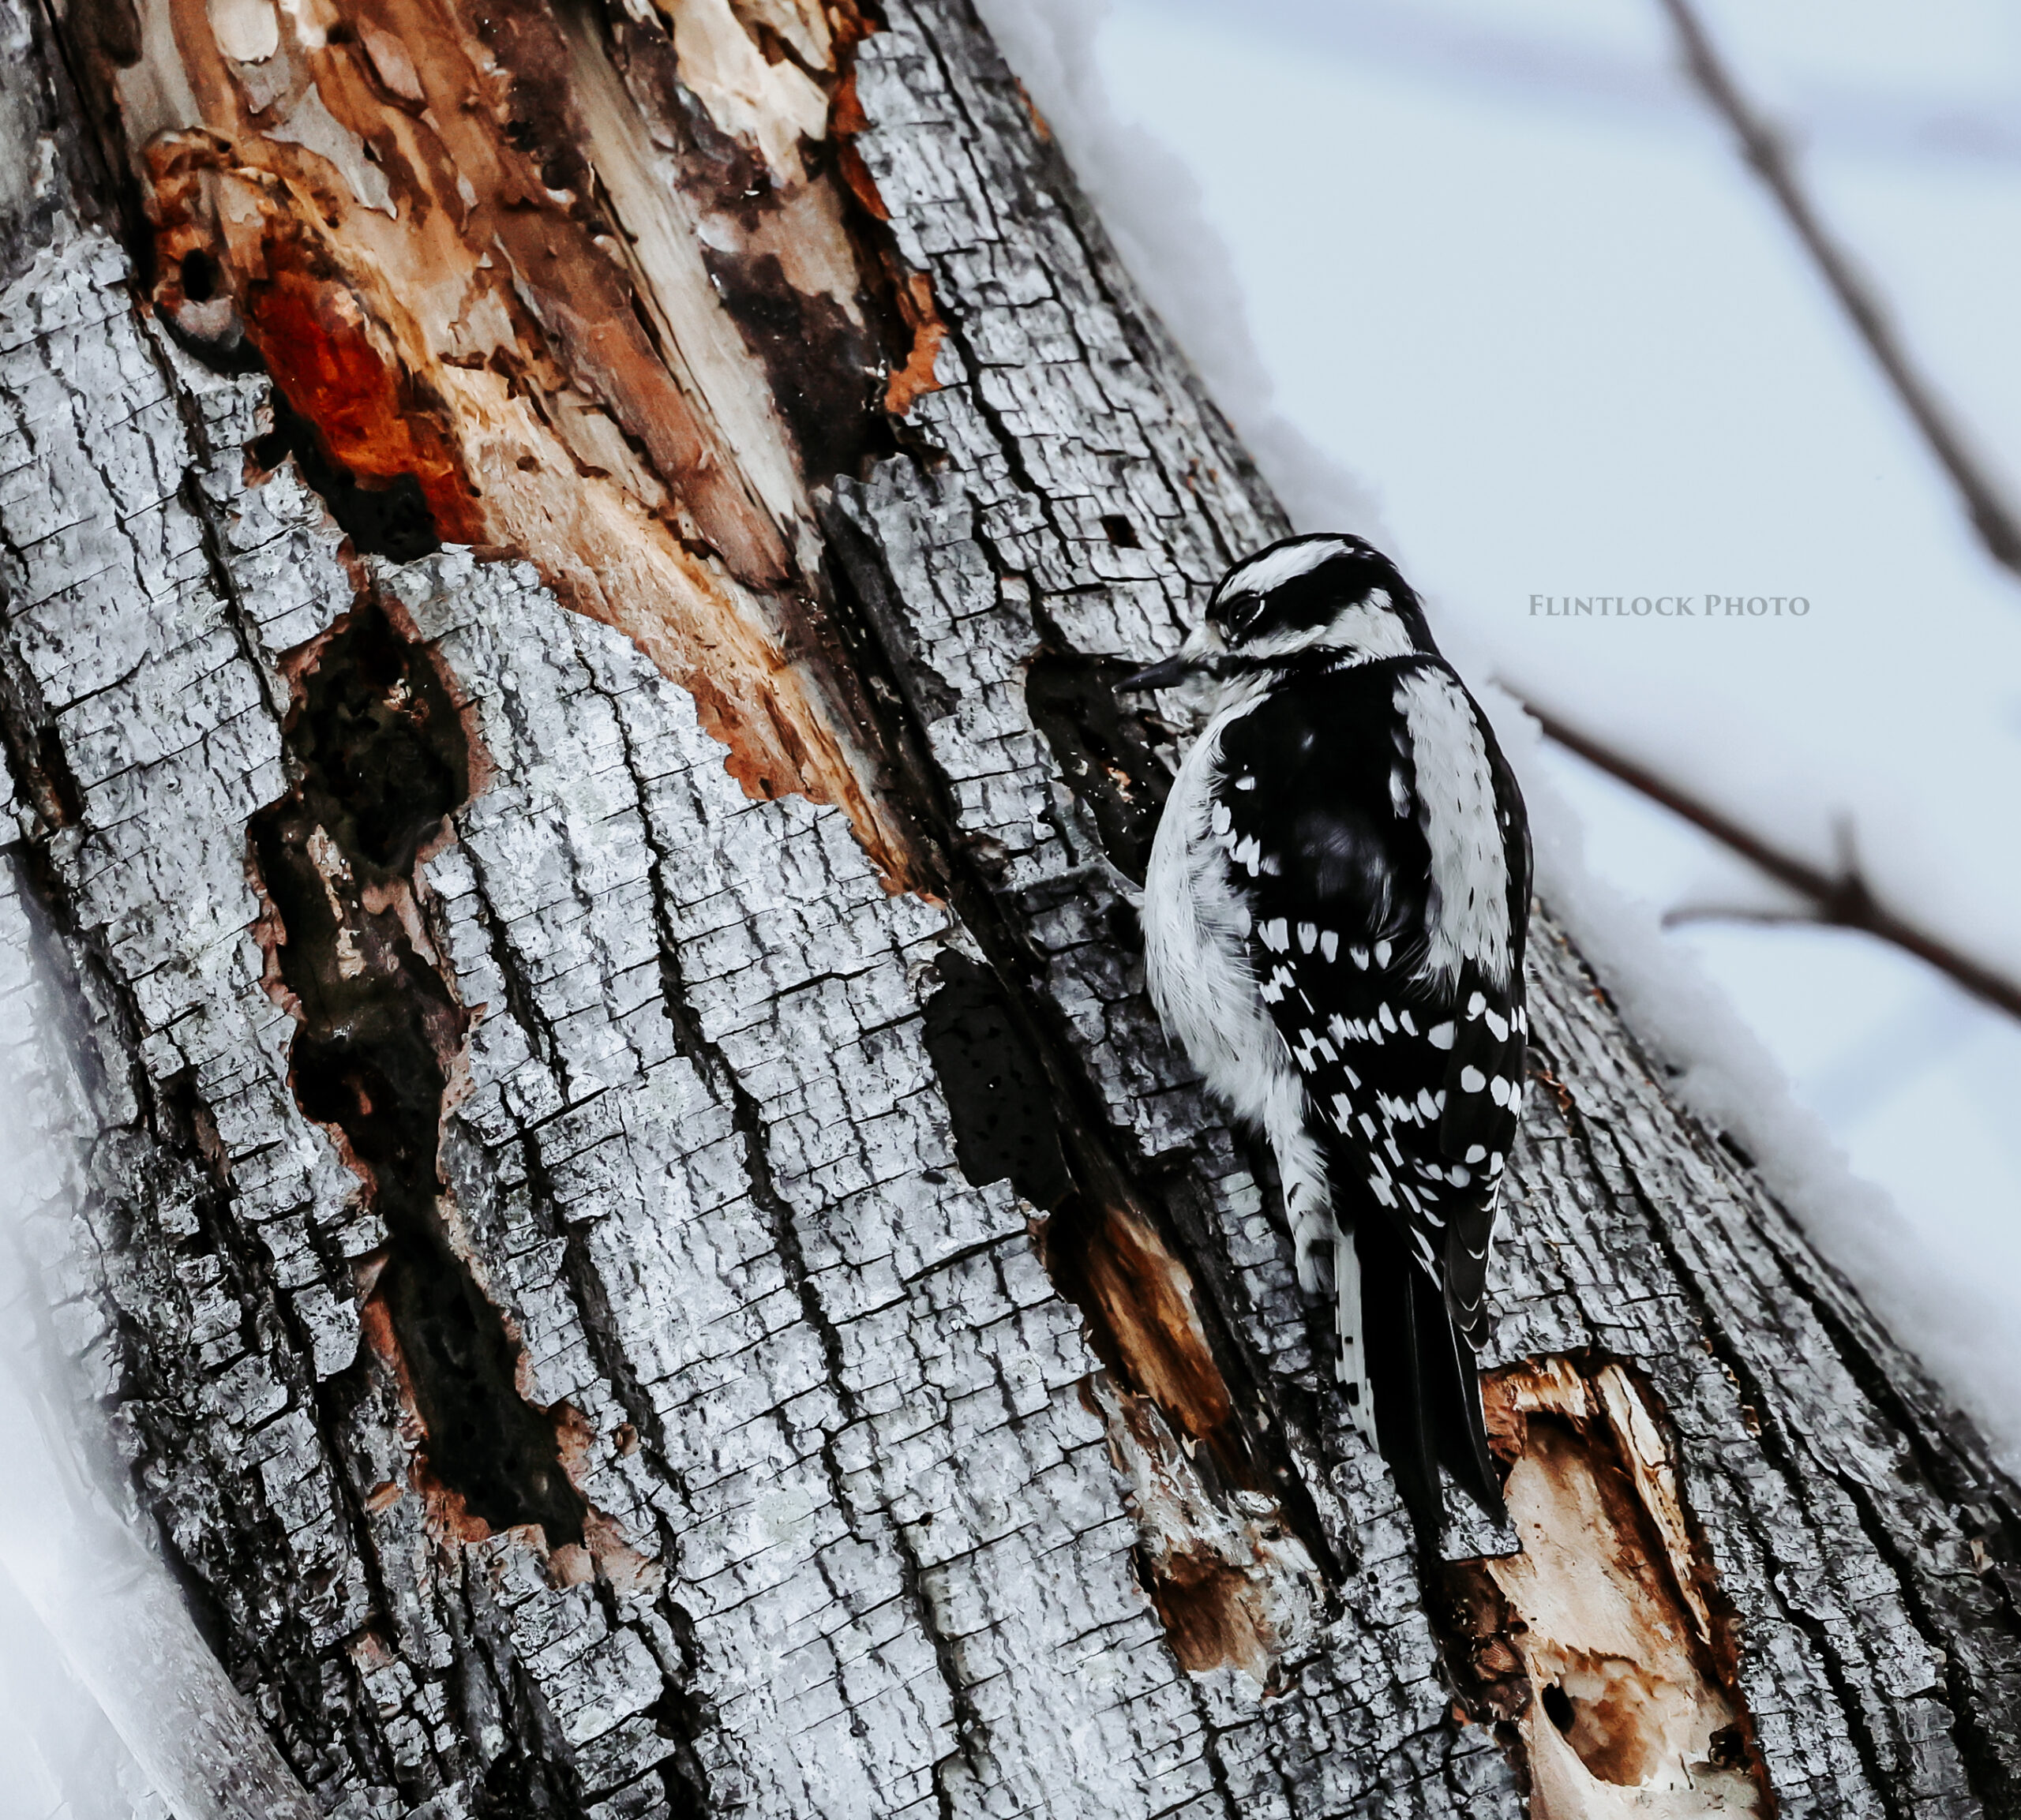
0;0;2017;1814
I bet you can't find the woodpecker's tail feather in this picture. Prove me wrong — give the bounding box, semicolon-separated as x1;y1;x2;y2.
1354;1216;1506;1540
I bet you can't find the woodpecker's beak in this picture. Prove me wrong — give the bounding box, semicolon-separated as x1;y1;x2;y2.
1115;653;1196;692
1117;622;1220;692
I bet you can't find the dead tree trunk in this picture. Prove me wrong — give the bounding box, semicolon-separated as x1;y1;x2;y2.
2;0;2018;1813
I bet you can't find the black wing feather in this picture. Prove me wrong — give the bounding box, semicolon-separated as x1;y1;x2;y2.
1216;658;1530;1529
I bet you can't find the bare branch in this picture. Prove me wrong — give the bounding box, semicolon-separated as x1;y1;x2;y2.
1519;695;2021;1022
1663;905;1815;931
1655;0;2021;582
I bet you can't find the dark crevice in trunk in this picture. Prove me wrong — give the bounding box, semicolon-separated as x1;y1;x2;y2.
817;495;959;728
920;950;1072;1208
633;1597;714;1820
1023;641;1172;888
251;597;586;1548
0;632;89;836
887;1514;992;1820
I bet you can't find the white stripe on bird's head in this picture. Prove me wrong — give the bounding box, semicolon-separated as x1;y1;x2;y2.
1207;534;1436;665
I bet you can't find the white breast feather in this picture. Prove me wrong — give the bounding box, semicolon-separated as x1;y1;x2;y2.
1144;698;1379;1430
1142;700;1337;1279
1396;669;1511;991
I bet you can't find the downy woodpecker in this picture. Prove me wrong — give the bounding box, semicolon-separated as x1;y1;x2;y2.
1122;534;1531;1534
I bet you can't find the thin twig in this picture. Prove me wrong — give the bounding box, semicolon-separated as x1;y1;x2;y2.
1662;905;1814;931
1656;0;2021;579
1521;696;2021;1022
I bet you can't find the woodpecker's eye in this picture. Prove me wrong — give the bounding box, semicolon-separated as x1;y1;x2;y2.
1222;594;1266;641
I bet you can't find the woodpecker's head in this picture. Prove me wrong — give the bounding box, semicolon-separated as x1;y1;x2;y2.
1120;534;1436;692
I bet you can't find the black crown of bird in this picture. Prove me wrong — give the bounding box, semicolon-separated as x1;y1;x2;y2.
1120;533;1532;1541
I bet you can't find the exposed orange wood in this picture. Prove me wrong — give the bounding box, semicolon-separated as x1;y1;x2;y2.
884;268;946;415
1070;1203;1235;1449
105;0;931;879
248;266;487;539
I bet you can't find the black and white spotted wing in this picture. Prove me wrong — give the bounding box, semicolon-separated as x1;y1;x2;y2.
1213;657;1531;1347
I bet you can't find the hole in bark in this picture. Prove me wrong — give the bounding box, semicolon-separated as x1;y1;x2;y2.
31;725;84;828
178;247;218;304
252;391;443;564
252;599;586;1546
1445;1356;1770;1817
1048;1204;1238;1458
1024;647;1173;885
1098;513;1138;549
278;600;468;870
919;951;1071;1209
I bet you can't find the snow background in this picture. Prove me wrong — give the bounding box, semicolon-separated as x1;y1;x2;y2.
973;0;2021;1459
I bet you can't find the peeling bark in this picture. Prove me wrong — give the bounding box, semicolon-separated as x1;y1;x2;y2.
2;0;2020;1815
1474;1358;1768;1817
